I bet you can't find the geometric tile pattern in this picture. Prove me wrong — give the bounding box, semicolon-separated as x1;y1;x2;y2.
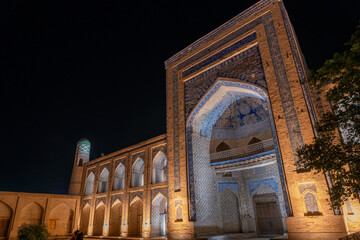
109;200;122;236
151;193;167;237
220;188;241;233
248;177;278;196
78;139;90;153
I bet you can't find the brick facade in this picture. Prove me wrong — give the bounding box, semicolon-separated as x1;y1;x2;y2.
1;1;359;240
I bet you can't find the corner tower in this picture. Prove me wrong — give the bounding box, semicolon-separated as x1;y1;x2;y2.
68;138;91;195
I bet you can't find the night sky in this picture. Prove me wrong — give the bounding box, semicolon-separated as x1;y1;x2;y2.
0;0;359;194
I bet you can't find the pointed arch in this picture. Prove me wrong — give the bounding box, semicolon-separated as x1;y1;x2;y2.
0;200;12;238
93;202;105;236
303;191;320;214
185;79;290;221
216;142;231;152
152;152;167;184
113;164;125;191
84;172;95;196
151;193;167;237
251;184;277;198
219;188;241;233
80;203;90;234
128;197;143;237
48;203;73;236
19;202;43;225
131;158;144;187
176;206;182;221
109;200;122;236
98;168;109;193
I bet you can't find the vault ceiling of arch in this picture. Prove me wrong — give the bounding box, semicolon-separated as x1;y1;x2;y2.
212;96;268;129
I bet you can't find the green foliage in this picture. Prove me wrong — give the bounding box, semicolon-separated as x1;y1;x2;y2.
297;25;360;208
18;223;50;240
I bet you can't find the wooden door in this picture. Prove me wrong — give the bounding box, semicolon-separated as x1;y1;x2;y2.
0;218;10;237
255;202;283;235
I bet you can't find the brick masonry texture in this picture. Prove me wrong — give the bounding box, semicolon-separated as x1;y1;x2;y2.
2;1;359;240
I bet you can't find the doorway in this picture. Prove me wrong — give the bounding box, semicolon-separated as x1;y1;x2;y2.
254;194;283;236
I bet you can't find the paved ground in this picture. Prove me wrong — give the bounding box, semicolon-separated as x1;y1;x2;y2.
84;233;288;240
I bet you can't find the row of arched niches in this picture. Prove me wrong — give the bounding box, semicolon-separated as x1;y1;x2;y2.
83;151;168;196
0;200;74;238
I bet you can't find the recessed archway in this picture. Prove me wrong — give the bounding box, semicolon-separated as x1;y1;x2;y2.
152;152;167;184
128;197;143;237
109;200;122;236
186;80;288;235
18;202;43;226
131;158;144;187
151;193;167;237
113;164;125;191
80;203;90;234
48;203;73;236
84;173;95;196
93;202;105;236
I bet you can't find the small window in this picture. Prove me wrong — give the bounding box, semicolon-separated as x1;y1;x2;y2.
48;219;56;230
78;158;83;166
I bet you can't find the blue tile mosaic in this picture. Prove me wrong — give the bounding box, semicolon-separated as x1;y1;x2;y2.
201;93;267;138
248;177;278;196
218;182;239;194
172;69;181;191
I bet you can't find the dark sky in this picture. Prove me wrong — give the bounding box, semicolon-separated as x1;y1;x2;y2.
0;0;359;194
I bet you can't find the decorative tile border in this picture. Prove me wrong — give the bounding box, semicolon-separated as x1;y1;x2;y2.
172;69;181;191
182;32;257;77
211;150;276;166
184;45;266;120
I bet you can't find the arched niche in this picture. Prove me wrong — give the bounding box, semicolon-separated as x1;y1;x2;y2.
19;202;43;225
80;203;90;234
98;168;109;193
151;193;167;237
128;197;143;237
152;152;167;184
48;203;73;236
84;173;95;196
109;200;122;236
113;164;125;191
93;202;106;236
131;158;144;187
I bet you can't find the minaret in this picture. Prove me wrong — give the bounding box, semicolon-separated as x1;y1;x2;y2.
68;138;91;195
